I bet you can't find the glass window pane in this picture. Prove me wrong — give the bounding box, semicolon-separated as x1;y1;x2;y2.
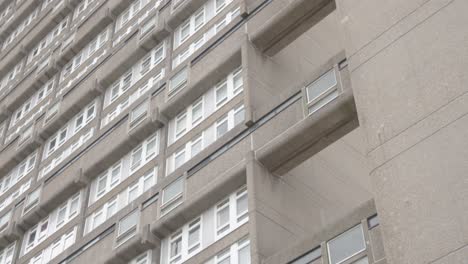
238;244;251;264
327;224;366;264
306;69;337;103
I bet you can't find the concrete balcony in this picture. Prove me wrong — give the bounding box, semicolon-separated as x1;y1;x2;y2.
59;5;113;65
167;0;206;29
0;220;22;250
0;121;43;176
0;0;74;77
159;29;245;119
0;0;40;39
80;99;164;180
151;138;249;237
247;0;335;56
1;54;59;120
104;224;160;264
38;76;101;139
96;19;169;89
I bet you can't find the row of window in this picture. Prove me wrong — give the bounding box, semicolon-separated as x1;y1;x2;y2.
0;211;11;233
0;3;13;26
0;152;36;195
23;192;81;254
172;6;240;68
9;78;54;129
162;186;248;264
73;0;99;26
61;27;110;82
44;101;96;159
27;226;76;264
0;243;15;264
0;60;23;95
290;216;379;264
0;179;31;213
104;42;165;108
1;6;40;51
40;127;95;178
167;104;245;175
113;0;162;46
169;67;242;144
173;0;233;49
128;250;151;264
90;133;159;204
101;68;165;127
85;166;157;234
205;237;250;264
27;16;69;64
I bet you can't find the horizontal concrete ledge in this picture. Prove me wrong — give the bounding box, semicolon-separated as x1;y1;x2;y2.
0;134;43;176
104;225;160;264
167;0;206;30
151;161;247;238
81;106;164;180
249;0;335;56
0;0;40;39
264;199;377;264
0;222;22;250
160;46;242;119
255;88;357;175
16;204;48;231
41;169;88;212
38;78;101;139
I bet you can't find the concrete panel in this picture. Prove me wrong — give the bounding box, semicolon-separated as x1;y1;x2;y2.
371;112;468;264
347;0;468;151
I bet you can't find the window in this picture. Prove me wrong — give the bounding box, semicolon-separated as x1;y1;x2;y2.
216;199;230;236
190;135;203;157
0;243;15;264
206;238;250;264
161;177;184;215
105;44;165;107
236;187;248;222
306;69;339;115
24;193;80;254
131;146;143;171
130;101;148;125
233;104;245;126
86;168;157;234
163;186;248;264
169;68;188;95
215;81;228;107
0;211;11;232
130;251;152;264
118;210;139;237
127;183;139;203
367;215;379;229
44;101;96;159
169;232;183;263
216;115;229;138
216;249;230;264
187;218;201;253
175;113;187;138
194;9;205;30
174;147;186;170
289;247;321;264
191;99;203;125
162;178;184;206
179;22;190;43
327;224;366;264
237;238;251;264
215;0;227;12
24;188;41;215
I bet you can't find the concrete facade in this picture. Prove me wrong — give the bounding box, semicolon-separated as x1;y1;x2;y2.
0;0;464;264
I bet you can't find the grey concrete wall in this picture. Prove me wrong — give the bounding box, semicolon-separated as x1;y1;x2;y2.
336;0;468;263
